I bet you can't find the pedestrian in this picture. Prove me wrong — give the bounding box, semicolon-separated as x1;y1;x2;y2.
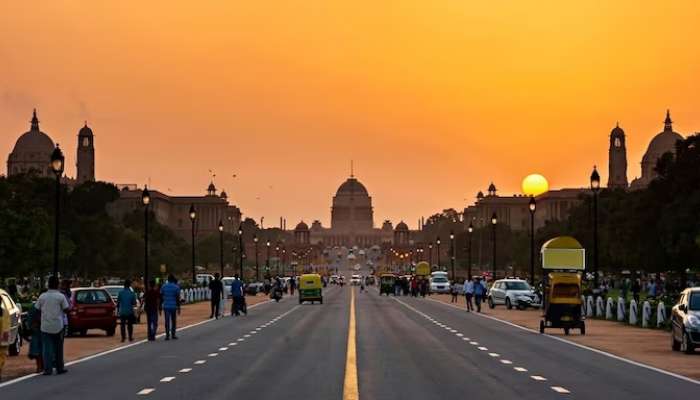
209;273;224;319
143;279;160;341
36;276;70;375
289;276;296;296
27;290;46;372
230;274;246;316
450;281;459;303
116;279;137;342
420;278;428;297
360;276;366;293
473;277;485;313
463;278;474;312
160;275;181;340
631;278;641;303
394;279;402;296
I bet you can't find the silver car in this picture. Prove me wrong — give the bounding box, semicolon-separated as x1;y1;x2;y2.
671;287;700;354
487;279;536;309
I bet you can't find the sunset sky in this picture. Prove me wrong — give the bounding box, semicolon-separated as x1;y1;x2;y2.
2;2;699;228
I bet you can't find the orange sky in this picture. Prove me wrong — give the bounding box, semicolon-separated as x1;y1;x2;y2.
2;2;699;228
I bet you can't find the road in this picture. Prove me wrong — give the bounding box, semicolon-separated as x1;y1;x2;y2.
2;285;698;399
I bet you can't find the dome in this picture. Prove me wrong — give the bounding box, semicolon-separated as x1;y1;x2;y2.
642;131;683;163
488;182;497;192
295;221;309;231
11;110;55;155
220;190;228;199
335;177;369;197
395;221;409;231
476;191;484;199
79;122;93;137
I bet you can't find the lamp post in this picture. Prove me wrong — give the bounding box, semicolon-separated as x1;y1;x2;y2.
189;204;197;284
529;196;536;285
218;220;224;277
142;187;151;289
590;166;601;289
282;248;287;276
449;231;455;282
491;212;497;281
253;234;259;281
436;237;441;269
238;225;244;281
428;242;433;266
467;223;473;280
266;240;271;277
50;145;64;277
275;244;280;276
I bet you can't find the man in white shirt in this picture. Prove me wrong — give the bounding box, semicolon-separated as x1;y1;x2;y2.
35;276;70;375
463;278;474;312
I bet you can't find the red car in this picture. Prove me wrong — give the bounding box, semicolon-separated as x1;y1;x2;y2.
67;288;117;336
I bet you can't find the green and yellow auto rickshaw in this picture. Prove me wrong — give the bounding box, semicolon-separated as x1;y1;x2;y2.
299;273;323;304
380;273;397;295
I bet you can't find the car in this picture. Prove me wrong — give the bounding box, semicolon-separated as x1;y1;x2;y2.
350;275;362;285
67;288;117;336
429;272;450;294
222;277;236;298
671;287;700;354
487;279;536;309
196;273;216;286
0;288;22;356
245;282;264;295
330;275;339;284
101;285;143;323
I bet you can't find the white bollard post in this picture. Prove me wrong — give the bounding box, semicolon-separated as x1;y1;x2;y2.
657;301;667;328
605;297;615;320
180;290;185;302
586;296;594;317
642;301;652;328
596;296;605;318
629;299;638;325
207;288;211;300
617;297;626;321
186;289;192;303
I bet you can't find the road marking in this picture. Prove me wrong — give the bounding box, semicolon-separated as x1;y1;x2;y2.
208;353;218;357
343;288;359;400
194;360;206;365
531;375;547;381
514;367;528;372
244;334;251;338
179;368;192;373
488;353;500;357
456;333;463;337
477;346;488;351
218;347;228;351
551;386;571;394
137;388;155;395
500;360;513;365
470;341;479;345
160;376;175;382
462;337;470;341
229;342;237;346
237;338;245;342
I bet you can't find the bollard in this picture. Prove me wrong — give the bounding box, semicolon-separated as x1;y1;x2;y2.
605;297;615;320
617;297;626;322
596;296;605;318
586;296;594;317
657;301;667;328
186;289;192;303
642;301;652;328
629;299;638;325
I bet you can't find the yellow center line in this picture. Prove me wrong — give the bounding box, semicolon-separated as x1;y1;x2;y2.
343;287;359;400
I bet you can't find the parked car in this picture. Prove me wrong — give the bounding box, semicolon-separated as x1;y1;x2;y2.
487;279;536;309
429;272;450;294
350;275;362;285
0;288;22;356
245;282;265;295
222;277;236;298
196;274;216;286
67;288;117;336
101;285;143;323
671;287;700;354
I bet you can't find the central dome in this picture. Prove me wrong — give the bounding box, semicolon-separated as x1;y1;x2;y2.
336;177;369;197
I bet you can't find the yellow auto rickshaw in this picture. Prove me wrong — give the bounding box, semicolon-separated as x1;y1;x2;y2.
379;273;397;295
539;236;586;335
299;273;323;304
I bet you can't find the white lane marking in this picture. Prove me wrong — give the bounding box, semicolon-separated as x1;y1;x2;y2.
500;360;513;365
551;386;571;394
250;331;257;334
422;296;700;386
462;337;470;341
488;353;500;357
531;375;547;381
194;360;206;365
137;388;155;395
470;341;479;345
244;334;251;338
160;377;175;383
219;347;228;351
456;333;464;337
229;342;237;346
237;338;245;342
477;346;488;351
179;368;192;373
514;367;528;372
449;329;457;333
208;353;218;357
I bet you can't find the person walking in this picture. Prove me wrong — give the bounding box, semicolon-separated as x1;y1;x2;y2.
473;277;485;313
209;273;224;319
143;279;160;341
36;276;70;375
230;274;246;316
116;280;137;342
160;275;181;340
463;278;474;312
27;290;46;371
450;281;459;303
289;276;296;296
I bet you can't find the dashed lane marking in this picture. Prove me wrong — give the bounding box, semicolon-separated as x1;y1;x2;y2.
514;367;528;372
551;386;571;394
500;360;513;365
531;375;547;381
179;368;192;373
194;360;206;365
137;388;155;395
160;377;175;383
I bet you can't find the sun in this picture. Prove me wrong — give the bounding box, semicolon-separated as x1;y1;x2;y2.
522;174;549;196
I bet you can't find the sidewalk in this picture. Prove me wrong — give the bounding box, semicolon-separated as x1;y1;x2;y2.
1;294;268;382
429;294;700;380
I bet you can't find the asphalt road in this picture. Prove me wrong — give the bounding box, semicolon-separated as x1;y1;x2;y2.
2;285;698;399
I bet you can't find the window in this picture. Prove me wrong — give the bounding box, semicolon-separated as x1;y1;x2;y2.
83;137;90;147
614;137;622;147
689;294;700;311
505;282;531;291
552;283;579;298
75;290;109;304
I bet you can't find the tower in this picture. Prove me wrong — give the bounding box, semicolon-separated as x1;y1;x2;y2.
76;122;95;183
607;123;628;189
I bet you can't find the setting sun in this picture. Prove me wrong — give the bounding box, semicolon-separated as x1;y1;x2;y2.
522;174;549;196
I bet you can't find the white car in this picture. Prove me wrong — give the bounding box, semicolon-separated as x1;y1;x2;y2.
487;279;536;309
350;275;362;285
429;275;451;294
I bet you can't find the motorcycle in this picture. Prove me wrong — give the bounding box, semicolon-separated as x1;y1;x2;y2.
271;287;283;302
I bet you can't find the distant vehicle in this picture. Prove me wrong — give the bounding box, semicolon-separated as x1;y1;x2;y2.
671;287;700;354
429;272;450;294
196;274;216;286
222;277;235;298
245;282;264;295
101;285;142;323
365;276;376;286
68;288;117;336
350;275;362;285
487;279;535;310
0;288;22;356
330;275;339;284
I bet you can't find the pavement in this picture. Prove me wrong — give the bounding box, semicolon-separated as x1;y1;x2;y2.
1;285;698;399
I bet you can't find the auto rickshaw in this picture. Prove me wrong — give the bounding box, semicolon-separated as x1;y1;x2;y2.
298;273;323;304
539;236;586;336
379;273;397;295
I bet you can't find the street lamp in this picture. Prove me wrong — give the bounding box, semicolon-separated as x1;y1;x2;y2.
436;237;441;269
266;240;271;277
467;223;473;280
238;225;244;281
142;186;151;289
218;220;224;277
449;231;455;282
189;204;197;285
491;212;497;280
253;234;259;281
529;196;536;286
50;145;64;277
590;166;601;290
275;244;280;275
428;242;433;266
